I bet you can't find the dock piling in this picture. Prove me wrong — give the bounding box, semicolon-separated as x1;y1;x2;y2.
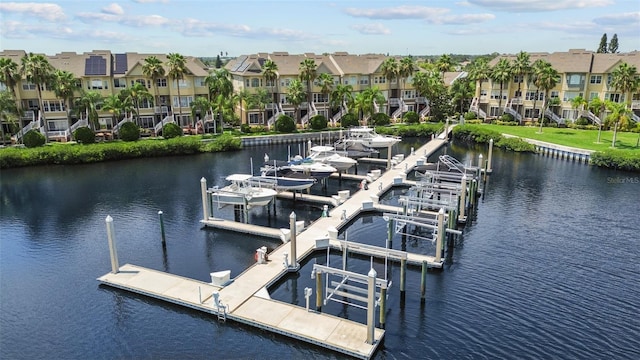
487;139;494;173
200;177;209;221
315;269;323;312
158;210;166;246
436;209;444;263
289;212;299;271
458;175;467;223
420;260;428;304
105;215;119;274
366;267;377;345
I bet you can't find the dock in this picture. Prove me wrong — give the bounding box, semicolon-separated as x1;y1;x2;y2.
98;131;456;359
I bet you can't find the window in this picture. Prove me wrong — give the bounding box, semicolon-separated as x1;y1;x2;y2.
195;77;206;87
22;82;36;90
513;75;524;83
374;76;386;84
137;116;155;129
91;79;104;89
251;78;261;87
174;79;188;88
173;96;193;108
265;79;276;87
489;107;500;116
403;90;415;99
608;93;621;102
313;93;328;103
156;78;167;87
562;109;573;119
43;100;64;112
280;78;292;87
348;76;357;85
525;108;540;118
590;75;602;84
359;77;369;85
550;91;559;99
114;78;126;88
490;91;505;100
589;92;599;100
248;113;261;125
280;95;290;105
138;98;152;109
47;119;66;131
565;73;585;87
525;91;542;101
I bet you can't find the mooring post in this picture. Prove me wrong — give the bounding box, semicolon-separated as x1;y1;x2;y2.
386;145;392;169
105;215;119;274
436;208;444;263
487;138;494;173
386;217;394;249
200;177;209;221
470;179;477;207
379;284;387;328
459;175;467;222
420;260;428;304
158;210;166;246
315;269;323;312
289;212;298;270
400;258;407;300
366;267;377;345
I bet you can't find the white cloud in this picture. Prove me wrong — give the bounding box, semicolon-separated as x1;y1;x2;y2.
102;3;124;16
344;6;449;20
132;0;169;3
350;23;391;35
0;2;66;21
122;15;170;26
439;13;495;25
467;0;614;12
593;12;640;26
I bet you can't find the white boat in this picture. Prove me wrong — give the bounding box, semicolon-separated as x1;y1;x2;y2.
252;165;316;191
346;126;401;148
333;138;379;158
306;145;357;172
288;156;337;179
208;174;277;207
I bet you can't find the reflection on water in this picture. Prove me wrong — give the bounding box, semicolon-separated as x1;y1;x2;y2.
1;139;639;359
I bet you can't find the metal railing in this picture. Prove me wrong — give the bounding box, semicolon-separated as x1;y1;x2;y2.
154;114;175;134
579;110;601;126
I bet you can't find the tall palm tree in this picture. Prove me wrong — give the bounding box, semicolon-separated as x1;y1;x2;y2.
0;90;19;142
235;88;251;125
51;69;79;129
205;68;234;130
398;56;416;102
533;60;560;133
354;87;385;125
467;58;491;101
167;53;187;119
380;58;399;114
20;52;54;131
299;58;317;123
610;62;640;110
570;95;587;121
123;82;153;125
286;79;305;124
142;55;165;119
512;51;531;121
449;77;475;115
102;94;127;130
435;54;454;79
490;58;512;115
262;59;279;105
251;88;271;125
605;100;632;148
0;58;22;112
190;96;212;131
75;90;103;130
317;73;335;115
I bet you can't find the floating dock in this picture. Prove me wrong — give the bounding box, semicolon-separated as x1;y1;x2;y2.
99;129;457;359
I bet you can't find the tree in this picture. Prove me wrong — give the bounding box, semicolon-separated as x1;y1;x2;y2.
380;58;399;114
51;69;79;130
261;59;278;104
605;100;631;148
316;73;335;113
205;68;234;130
142;55;165;119
0;90;19;142
123;82;153;125
449;77;474;115
20;52;54;133
512;51;531;121
609;34;619;54
249;88;271;124
215;55;223;68
75;90;103;130
235;89;251;126
286;79;305;124
190;96;212;131
597;33;608;53
399;56;416;102
609;62;640;147
467;58;491;101
490;58;512;115
167;53;187;118
533;60;560;133
102;94;128;129
298;58;317;122
0;58;22;112
570;95;587;121
435;54;454;79
330;83;354;115
354;87;385;125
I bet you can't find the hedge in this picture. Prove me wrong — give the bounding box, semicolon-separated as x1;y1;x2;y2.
591;150;640;172
453;124;535;152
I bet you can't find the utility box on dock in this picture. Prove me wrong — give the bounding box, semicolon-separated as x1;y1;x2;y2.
210;270;231;286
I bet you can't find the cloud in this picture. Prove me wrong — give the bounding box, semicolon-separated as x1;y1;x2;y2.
102;3;124;15
593;12;640;26
467;0;614;12
0;2;66;21
343;5;493;25
439;13;495;25
132;0;169;3
351;23;391;35
77;12;169;27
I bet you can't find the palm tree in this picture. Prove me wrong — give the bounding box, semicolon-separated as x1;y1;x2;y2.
605;100;632;148
570;96;587;121
512;51;531;121
610;62;640;110
235;88;251;125
20;52;54;132
167;53;187;119
380;58;399;114
490;58;512;115
142;56;165;118
435;54;454;79
190;96;212;132
354;87;385;125
317;73;335;115
262;59;279;105
102;94;127;129
449;77;475;115
123;82;153;125
398;56;416;102
467;58;491;101
533;60;560;133
299;58;317;123
0;90;19;143
75;90;103;130
205;68;234;130
251;88;271;125
0;58;22;112
51;69;79;130
286;79;305;124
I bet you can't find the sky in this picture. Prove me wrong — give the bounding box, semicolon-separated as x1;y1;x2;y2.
1;0;639;57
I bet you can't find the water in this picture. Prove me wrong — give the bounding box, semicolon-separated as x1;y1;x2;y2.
1;139;639;359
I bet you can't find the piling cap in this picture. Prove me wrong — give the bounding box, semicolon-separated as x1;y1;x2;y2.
438;208;445;215
105;215;113;223
368;267;377;277
289;211;296;219
200;177;207;183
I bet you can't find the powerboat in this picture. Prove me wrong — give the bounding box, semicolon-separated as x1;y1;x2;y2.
333;138;379;158
306;145;357;172
345;126;401;148
252;165;316;191
208;174;277;207
287;156;337;179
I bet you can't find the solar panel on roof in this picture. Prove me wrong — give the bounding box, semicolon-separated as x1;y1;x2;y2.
231;55;247;72
114;54;127;74
237;62;251;72
85;55;107;76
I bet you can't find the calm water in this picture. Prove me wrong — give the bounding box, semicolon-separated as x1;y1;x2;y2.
1;139;639;360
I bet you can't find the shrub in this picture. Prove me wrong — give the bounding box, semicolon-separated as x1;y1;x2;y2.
119;121;140;141
575;117;590;126
464;112;477;121
403;111;419;124
275;115;296;133
23;130;46;148
240;123;251;133
309;115;328;130
591;150;640;172
500;113;515;122
162;122;183;139
73;126;95;144
371;112;390;126
340;113;360;128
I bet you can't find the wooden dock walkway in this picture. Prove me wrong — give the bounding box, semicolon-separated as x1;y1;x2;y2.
98;134;451;359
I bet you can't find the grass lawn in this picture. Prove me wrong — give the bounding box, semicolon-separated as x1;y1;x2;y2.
481;124;640;153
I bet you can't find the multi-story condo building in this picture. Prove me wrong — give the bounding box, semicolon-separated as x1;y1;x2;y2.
1;49;638;142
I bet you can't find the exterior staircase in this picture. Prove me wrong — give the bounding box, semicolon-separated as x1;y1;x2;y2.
631;112;639;123
503;98;522;122
300;101;318;128
267;103;283;130
331;102;348;126
12;111;38;142
112;115;133;136
469;97;486;120
544;109;564;125
392;98;408;121
579;110;602;126
419;100;430;120
154;114;175;135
